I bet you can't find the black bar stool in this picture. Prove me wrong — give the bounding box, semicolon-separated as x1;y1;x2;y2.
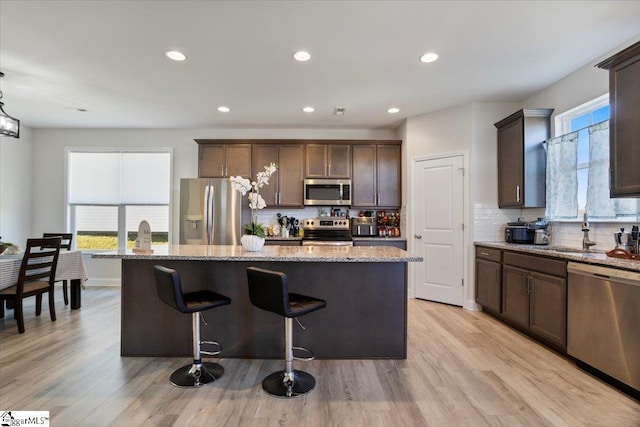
246;266;327;398
154;265;231;388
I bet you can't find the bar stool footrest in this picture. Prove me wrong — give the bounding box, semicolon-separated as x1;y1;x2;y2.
200;340;223;357
262;370;316;398
292;346;315;361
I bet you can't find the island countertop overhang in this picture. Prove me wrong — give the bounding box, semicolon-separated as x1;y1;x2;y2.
92;244;422;263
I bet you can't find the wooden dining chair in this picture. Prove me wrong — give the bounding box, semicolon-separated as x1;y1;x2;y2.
43;233;73;305
0;237;62;333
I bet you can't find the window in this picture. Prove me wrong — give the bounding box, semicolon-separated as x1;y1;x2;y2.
547;96;639;221
67;149;172;250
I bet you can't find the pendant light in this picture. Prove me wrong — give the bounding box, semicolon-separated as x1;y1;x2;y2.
0;72;20;138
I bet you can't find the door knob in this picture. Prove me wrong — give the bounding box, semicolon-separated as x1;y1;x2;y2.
414;234;422;239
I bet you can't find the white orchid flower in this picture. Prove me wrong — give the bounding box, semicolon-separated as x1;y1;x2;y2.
229;163;277;211
229;176;252;195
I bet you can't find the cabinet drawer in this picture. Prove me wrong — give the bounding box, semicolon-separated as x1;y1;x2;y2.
476;246;502;262
503;251;567;277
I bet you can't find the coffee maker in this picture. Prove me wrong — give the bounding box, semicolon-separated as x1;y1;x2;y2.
533;218;550;245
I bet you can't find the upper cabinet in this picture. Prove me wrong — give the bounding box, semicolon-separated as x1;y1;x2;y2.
305;144;351;178
252;144;304;207
596;41;640;198
197;142;252;178
494;109;553;208
352;144;401;208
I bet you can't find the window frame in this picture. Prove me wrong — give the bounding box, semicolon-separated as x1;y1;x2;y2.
65;147;173;252
550;95;638;223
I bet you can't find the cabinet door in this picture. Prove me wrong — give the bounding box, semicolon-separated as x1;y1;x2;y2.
352;145;377;206
529;271;566;348
497;118;524;207
199;145;226;177
376;145;401;207
609;51;640;197
476;259;501;313
225;144;252;178
328;145;351;178
305;145;328;178
252;145;279;206
501;265;529;329
277;145;304;207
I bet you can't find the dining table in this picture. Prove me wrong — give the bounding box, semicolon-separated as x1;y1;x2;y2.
0;250;88;309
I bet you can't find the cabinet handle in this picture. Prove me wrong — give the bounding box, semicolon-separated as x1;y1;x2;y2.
328;164;331;176
480;252;490;256
275;193;278;204
516;185;521;202
221;164;225;176
414;234;422;239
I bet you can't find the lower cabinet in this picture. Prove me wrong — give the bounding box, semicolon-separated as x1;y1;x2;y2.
264;239;302;246
475;246;567;350
502;252;567;349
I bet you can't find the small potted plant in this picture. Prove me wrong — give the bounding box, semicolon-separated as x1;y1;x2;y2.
229;163;277;251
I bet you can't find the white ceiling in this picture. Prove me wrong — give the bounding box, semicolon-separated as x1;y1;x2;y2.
1;1;639;131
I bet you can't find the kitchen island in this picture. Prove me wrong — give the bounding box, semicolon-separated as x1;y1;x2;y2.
93;245;421;359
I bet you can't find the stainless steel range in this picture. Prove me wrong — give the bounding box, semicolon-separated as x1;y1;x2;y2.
302;217;353;246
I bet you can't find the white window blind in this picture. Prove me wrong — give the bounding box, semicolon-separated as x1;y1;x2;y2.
69;152;171;204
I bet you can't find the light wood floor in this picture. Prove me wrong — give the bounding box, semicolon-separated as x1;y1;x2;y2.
1;287;638;427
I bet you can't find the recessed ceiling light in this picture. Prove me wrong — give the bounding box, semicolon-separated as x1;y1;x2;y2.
302;106;315;113
419;52;439;63
217;106;230;113
387;107;400;114
293;51;311;62
165;50;186;61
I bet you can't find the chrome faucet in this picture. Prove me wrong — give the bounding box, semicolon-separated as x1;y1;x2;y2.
581;213;596;250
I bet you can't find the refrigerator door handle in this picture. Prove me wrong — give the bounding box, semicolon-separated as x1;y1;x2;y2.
204;185;213;245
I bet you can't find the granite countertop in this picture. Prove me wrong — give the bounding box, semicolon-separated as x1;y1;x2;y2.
92;244;422;263
475;241;640;272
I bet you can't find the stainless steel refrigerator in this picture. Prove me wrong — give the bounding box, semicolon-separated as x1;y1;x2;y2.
179;178;244;245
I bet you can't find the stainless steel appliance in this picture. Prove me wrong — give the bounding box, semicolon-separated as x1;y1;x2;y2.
505;218;549;244
301;217;353;246
179;178;243;245
350;217;376;237
303;179;351;206
567;262;640;391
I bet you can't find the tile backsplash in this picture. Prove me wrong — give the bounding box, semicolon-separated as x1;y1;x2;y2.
473;203;638;250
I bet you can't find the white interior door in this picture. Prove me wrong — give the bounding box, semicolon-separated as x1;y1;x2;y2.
413;155;464;306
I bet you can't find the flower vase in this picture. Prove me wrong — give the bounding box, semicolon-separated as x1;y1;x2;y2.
241;234;265;251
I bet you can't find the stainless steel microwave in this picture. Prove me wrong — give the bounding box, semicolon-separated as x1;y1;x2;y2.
304;179;351;206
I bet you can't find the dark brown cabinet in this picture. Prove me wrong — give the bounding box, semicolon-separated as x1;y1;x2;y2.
252;144;304;207
596;41;640;198
353;239;406;250
197;143;252;178
305;144;351;178
475;247;502;313
352;144;401;208
501;252;567;349
494;109;553;208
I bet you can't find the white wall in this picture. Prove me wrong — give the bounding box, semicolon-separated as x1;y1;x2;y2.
0;126;33;245
26;127;397;283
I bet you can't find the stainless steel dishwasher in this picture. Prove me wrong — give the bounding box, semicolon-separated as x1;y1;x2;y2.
567;262;640;391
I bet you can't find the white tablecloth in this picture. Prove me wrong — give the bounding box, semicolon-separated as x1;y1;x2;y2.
0;250;88;290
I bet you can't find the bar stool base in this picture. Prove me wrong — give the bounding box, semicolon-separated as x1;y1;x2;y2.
169;362;224;388
262;370;316;398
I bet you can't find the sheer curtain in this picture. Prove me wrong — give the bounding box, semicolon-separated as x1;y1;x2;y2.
545;131;578;219
586;120;639;218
